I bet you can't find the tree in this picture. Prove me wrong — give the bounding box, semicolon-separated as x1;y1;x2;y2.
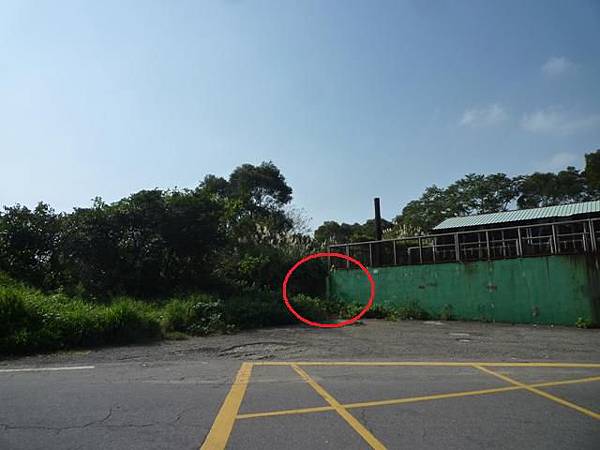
584;149;600;191
314;219;393;245
394;185;462;234
517;167;589;209
0;203;62;289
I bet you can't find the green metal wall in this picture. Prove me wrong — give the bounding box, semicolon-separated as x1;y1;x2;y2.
328;254;600;326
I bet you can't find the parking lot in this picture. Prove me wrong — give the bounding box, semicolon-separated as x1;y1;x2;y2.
206;361;600;449
2;320;599;449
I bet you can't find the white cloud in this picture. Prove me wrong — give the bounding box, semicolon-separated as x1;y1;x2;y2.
536;152;580;172
541;56;575;77
521;108;600;135
459;104;508;127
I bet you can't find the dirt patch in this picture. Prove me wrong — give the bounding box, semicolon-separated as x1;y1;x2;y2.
2;320;600;367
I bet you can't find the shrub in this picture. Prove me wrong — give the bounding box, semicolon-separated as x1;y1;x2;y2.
575;317;594;329
288;294;332;323
397;301;429;320
223;289;292;329
162;295;228;336
0;283;162;355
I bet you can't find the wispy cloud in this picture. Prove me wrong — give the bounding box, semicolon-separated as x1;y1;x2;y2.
459;104;508;127
541;56;575;77
521;108;600;135
536;152;581;172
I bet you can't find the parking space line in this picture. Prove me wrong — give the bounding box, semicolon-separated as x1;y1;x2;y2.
291;364;387;450
237;405;335;419
200;362;253;450
473;365;600;421
236;375;600;420
254;361;600;368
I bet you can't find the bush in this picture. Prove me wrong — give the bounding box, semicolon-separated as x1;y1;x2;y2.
0;283;162;355
162;295;228;336
575;317;595;329
223;289;292;329
339;301;402;321
289;294;333;323
335;300;430;321
397;301;429;320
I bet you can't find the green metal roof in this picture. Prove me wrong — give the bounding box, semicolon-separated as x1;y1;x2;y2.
433;200;600;231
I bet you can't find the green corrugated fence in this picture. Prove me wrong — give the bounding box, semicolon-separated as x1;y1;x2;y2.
328;254;600;326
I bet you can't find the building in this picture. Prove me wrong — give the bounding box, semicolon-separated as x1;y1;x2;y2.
328;200;600;326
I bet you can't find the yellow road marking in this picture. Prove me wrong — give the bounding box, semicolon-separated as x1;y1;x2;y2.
200;362;253;450
473;365;600;421
254;361;600;368
237;405;335;419
236;375;600;420
291;364;387;450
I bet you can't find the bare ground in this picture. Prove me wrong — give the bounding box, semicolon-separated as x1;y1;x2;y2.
2;319;600;367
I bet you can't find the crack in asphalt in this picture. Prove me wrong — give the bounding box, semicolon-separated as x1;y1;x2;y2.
0;405;200;435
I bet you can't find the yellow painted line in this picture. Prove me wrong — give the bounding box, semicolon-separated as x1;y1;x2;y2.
200;362;253;450
236;375;600;420
291;364;387;450
473;365;600;421
237;405;335;419
253;361;600;368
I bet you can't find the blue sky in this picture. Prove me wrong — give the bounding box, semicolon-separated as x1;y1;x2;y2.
1;0;599;228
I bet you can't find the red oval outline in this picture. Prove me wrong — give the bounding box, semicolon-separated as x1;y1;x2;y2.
282;252;375;328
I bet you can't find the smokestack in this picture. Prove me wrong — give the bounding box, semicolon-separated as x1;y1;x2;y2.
374;197;382;241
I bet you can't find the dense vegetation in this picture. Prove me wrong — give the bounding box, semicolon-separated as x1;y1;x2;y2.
2;152;599;354
315;149;600;242
0;161;404;355
0;162;320;298
0;273;351;354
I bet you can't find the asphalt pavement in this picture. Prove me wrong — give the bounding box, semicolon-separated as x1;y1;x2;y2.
1;320;599;449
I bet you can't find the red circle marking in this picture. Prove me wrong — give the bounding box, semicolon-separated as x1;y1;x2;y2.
282;252;375;328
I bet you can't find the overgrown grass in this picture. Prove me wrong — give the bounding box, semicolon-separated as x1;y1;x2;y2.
0;273;424;356
0;274;343;355
0;284;162;355
339;300;429;321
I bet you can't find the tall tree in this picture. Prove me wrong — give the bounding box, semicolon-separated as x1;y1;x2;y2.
584;149;600;191
517;167;589;208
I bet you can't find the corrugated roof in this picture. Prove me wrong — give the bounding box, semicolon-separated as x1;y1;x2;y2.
433;200;600;231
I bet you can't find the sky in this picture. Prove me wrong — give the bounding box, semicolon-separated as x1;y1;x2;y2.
1;0;599;229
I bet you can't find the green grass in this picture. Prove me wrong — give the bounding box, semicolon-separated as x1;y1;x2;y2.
0;273;414;356
0;283;162;355
0;274;340;355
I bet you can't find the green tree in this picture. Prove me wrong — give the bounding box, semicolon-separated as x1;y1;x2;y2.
0;203;62;289
584;149;600;191
517;167;589;208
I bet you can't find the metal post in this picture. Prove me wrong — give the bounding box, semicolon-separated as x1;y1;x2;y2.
432;238;436;264
582;222;588;252
590;219;597;252
373;198;382;241
346;245;350;269
369;243;373;267
517;227;523;257
551;224;558;254
418;237;423;264
485;231;491;260
392;240;397;265
373;198;382;267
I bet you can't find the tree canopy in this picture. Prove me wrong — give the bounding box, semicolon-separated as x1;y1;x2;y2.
315;149;600;241
0;161;313;298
